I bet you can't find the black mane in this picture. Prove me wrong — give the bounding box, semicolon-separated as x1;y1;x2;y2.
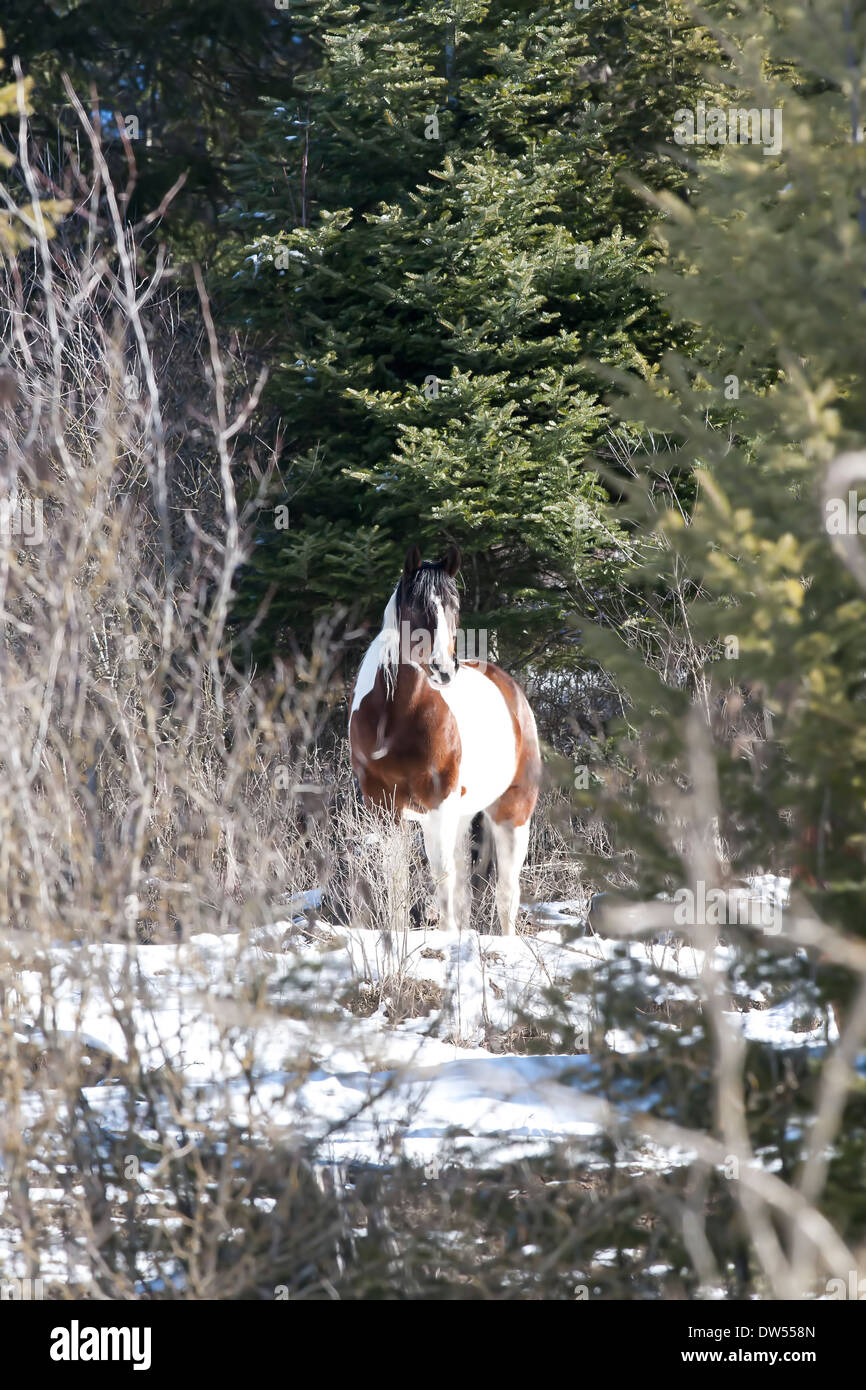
398;561;459;624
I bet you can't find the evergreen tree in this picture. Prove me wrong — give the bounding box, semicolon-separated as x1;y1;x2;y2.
216;1;721;664
0;30;68;258
560;0;866;1266
586;0;866;935
0;0;307;254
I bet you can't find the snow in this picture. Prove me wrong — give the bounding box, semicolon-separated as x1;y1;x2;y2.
0;876;846;1290
2;887;837;1182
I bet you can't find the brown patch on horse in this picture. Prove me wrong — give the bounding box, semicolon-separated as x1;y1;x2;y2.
349;664;462;816
464;661;541;827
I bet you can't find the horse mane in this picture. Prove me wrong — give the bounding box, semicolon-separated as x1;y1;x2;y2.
404;562;459;622
379;585;401;698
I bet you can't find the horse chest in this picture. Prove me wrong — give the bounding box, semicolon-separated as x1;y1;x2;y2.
349;660;516;815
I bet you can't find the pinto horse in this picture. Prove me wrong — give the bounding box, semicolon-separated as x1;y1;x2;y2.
349;545;540;934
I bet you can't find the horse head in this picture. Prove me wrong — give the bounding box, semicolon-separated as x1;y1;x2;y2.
397;543;462;688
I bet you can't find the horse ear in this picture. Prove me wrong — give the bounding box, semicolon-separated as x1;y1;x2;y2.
442;544;461;577
404;544;423;576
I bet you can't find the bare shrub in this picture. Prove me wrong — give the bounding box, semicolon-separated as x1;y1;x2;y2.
0;93;353;1297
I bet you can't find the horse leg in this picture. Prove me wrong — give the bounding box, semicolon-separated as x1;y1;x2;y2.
469;811;494;897
421;805;464;931
490;818;531;937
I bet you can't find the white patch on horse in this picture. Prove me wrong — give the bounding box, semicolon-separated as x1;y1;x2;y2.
431;595;451;673
439;664;517;816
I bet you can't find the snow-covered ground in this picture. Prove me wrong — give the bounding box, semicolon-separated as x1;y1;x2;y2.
4;887;836;1173
0;879;844;1290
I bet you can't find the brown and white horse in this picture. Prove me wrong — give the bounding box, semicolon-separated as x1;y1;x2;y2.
348;545;540;934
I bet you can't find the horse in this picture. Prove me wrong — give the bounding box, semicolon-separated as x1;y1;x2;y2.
348;544;541;934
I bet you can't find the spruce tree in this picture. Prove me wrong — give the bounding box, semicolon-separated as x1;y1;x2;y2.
1;0;306;254
216;0;720;665
569;0;866;1269
587;0;866;930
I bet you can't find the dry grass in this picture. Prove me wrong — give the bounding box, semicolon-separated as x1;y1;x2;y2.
0;99;356;1297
